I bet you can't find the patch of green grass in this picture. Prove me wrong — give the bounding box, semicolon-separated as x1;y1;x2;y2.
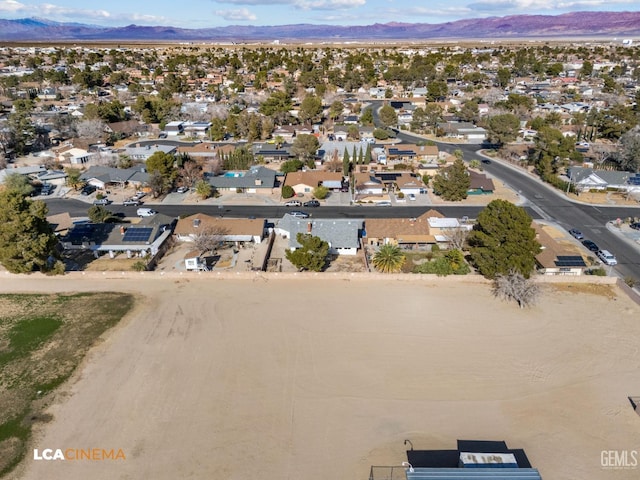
8;316;62;356
0;292;135;478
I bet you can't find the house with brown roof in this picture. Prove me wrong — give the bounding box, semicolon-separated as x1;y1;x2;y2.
364;210;444;247
283;171;344;195
533;223;587;276
174;214;266;244
394;173;426;196
468;170;495;195
354;172;385;195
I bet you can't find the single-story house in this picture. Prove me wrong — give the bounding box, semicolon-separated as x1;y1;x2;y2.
0;165;47;184
568;167;634;192
79;165;149;189
174;214;266;244
354;172;385;195
283;171;344;195
57;146;94;165
276;214;363;256
534;222;587;276
124;143;177;161
395;173;426;196
60;214;174;257
206;165;278;194
468;170;495;194
364;210;444;247
34;169;68;186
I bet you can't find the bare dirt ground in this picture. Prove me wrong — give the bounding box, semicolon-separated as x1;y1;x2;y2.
2;276;640;480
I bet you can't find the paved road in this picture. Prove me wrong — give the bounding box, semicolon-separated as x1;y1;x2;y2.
45;198;536;221
395;129;640;279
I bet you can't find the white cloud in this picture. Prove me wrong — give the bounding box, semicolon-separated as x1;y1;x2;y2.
214;8;257;21
215;0;366;10
295;0;366;10
0;0;26;13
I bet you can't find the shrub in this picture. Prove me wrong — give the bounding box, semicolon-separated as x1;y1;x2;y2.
131;261;147;272
397;191;405;199
586;267;607;276
282;185;295;199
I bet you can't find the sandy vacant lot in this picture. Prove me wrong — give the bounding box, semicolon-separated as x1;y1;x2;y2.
3;275;640;480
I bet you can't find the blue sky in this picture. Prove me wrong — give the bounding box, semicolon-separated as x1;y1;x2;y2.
0;0;637;28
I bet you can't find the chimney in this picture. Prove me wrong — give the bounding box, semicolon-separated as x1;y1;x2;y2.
193;218;201;228
307;222;312;233
120;226;126;235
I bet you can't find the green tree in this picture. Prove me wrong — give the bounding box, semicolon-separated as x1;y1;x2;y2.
313;185;329;200
88;205;116;223
291;134;319;164
194;179;213;199
2;173;34;196
486;113;520;147
432;158;470;201
427;79;448;101
329;100;344;121
379;104;398;128
372;244;405;273
280;159;304;173
360;107;374;126
468;200;541;279
65;167;83;191
298;94;323;124
259;90;293;124
342;148;351;176
146;151;177;195
285;233;330;272
0;189;61;274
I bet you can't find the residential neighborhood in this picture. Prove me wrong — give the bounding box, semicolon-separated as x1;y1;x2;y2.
1;40;640;279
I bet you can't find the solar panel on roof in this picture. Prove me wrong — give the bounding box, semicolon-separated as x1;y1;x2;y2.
122;227;153;243
555;255;586;267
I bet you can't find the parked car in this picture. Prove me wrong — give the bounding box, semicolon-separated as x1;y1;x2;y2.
137;208;157;217
303;200;320;207
284;200;302;207
597;249;618;266
133;191;146;200
289;211;310;219
81;185;96;196
123;198;141;206
93;198;111;206
408;193;416;201
376;201;392;206
582;239;599;252
569;228;584;240
40;184;55;195
176;186;189;194
630;223;640;231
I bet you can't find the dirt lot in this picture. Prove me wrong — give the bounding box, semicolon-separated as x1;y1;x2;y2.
1;276;639;480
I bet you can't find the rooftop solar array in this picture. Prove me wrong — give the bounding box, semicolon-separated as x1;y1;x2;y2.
122;227;153;243
555;255;587;267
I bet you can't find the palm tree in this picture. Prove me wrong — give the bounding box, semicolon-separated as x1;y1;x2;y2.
372;244;405;273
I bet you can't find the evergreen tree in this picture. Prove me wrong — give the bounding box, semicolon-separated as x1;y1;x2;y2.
285;233;329;272
468;200;541;279
432;158;470;201
0;190;61;274
342;148;351;176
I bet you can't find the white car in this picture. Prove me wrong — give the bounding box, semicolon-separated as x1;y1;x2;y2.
137;208;157;217
597;249;617;266
408;193;416;201
284;200;302;207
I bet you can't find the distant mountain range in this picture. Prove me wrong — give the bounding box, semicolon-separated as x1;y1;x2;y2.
0;11;639;42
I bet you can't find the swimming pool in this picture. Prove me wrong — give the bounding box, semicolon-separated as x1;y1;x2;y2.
223;171;245;178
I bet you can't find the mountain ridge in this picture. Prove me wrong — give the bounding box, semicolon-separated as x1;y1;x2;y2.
0;11;638;41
